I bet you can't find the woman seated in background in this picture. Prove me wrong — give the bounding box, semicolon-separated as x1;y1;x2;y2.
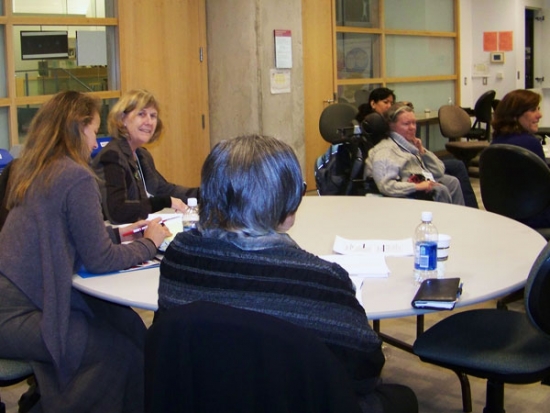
491;89;545;160
358;87;477;208
93;89;198;224
157;134;418;413
355;87;396;124
0;91;171;413
365;102;465;205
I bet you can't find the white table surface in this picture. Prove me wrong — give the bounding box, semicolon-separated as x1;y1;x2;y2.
72;196;546;320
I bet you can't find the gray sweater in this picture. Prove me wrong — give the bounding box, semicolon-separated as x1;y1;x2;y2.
365;132;445;198
0;157;157;385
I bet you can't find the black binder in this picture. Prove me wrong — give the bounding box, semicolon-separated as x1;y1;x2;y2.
411;277;462;310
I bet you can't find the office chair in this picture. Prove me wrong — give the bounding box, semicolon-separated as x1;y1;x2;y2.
0;359;34;413
90;136;112;159
315;106;385;196
438;105;489;171
413;241;550;413
318;102;358;144
479;144;550;310
145;301;362;413
464;90;496;141
479;144;550;240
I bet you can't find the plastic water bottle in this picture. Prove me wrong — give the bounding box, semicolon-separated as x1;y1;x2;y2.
182;197;199;231
413;211;438;284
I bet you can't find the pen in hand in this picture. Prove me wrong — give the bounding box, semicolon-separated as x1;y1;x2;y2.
121;216;179;237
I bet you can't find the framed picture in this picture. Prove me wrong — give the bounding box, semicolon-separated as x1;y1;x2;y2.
490;52;505;63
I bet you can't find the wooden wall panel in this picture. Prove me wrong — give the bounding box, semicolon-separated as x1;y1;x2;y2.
118;0;209;187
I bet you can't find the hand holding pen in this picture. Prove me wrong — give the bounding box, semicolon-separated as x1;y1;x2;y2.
119;217;173;247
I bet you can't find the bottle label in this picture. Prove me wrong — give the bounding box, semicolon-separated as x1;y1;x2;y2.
414;241;437;271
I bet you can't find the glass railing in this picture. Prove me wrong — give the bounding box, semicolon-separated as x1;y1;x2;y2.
16;66;107;96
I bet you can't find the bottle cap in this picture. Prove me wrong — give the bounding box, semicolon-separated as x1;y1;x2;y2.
187;197;198;207
421;211;432;222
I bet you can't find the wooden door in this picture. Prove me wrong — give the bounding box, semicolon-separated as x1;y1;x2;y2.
302;0;335;188
118;0;209;187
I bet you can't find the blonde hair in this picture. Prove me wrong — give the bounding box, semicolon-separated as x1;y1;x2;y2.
7;91;101;208
108;89;164;143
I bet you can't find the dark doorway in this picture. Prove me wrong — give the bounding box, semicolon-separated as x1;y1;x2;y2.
525;9;535;89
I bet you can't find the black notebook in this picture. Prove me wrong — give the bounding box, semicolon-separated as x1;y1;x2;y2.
411;277;462;310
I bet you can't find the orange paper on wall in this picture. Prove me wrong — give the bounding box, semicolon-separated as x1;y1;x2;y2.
499;31;513;51
483;32;498;51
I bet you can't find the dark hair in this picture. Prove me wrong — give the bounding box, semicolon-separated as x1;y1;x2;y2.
355;87;396;122
492;89;541;137
369;87;396;105
199;135;303;235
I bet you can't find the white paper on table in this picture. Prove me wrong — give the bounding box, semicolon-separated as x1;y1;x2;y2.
320;253;390;278
332;235;413;256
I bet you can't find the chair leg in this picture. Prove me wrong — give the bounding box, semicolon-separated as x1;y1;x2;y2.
484;380;505;413
496;288;524;310
453;371;472;412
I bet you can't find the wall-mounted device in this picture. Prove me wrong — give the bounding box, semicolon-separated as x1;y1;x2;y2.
490;52;505;63
21;31;69;60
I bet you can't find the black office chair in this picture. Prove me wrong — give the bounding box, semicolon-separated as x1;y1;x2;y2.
479;144;550;240
438;105;489;171
464;90;496;141
145;301;362;413
413;241;550;413
315;106;387;196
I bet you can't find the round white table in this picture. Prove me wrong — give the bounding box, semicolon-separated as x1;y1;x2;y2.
73;196;547;320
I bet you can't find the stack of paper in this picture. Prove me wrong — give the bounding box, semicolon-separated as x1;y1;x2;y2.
333;235;413;256
320;254;390;278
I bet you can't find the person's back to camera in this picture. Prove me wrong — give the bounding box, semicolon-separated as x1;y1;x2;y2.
158;134;418;413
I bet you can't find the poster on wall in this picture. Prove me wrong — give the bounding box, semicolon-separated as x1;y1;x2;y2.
274;30;292;69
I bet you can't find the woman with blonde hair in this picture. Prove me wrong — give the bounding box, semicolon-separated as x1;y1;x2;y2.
93;89;198;224
0;90;170;413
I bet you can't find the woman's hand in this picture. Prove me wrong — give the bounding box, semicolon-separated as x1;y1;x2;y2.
170;197;188;214
412;137;425;155
118;219;149;243
143;217;172;248
415;180;438;192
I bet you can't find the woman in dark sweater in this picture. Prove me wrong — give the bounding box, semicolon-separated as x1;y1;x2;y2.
491;89;545;160
93;89;198;224
158;134;418;413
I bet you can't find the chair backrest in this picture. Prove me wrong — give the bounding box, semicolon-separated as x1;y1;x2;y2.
524;241;550;336
145;301;362;413
319;103;358;144
361;111;389;145
438;105;472;140
473;90;496;124
0;149;13;174
91;136;112;159
479;144;550;220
